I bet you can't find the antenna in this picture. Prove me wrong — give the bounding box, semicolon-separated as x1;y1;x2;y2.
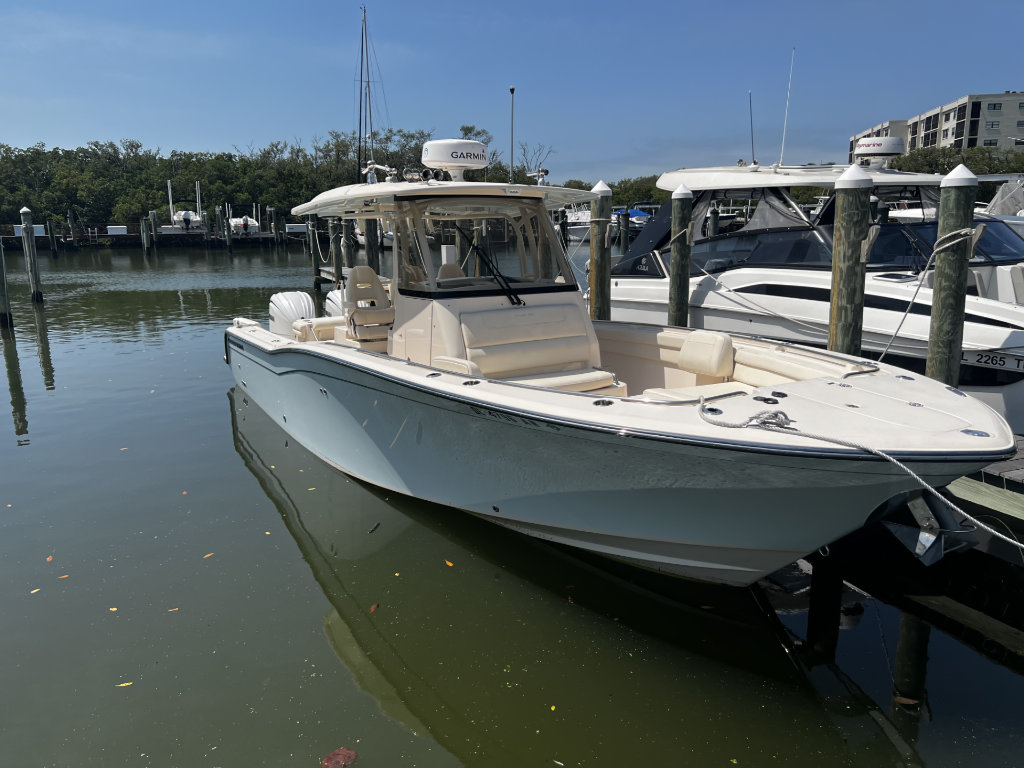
509;86;515;184
748;91;756;165
779;47;796;166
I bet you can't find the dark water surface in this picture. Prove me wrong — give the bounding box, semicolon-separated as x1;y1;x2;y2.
1;245;1022;767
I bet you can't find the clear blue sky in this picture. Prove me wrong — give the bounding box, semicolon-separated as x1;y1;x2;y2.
3;0;1020;185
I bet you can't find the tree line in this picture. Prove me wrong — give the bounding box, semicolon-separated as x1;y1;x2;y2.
0;125;667;228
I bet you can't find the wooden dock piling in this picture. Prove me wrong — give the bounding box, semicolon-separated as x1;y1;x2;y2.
0;237;11;328
926;165;978;387
19;208;43;303
828;165;873;356
328;219;341;289
342;220;356;269
588;182;612;321
140;217;152;253
617;209;629;253
365;219;380;274
46;220;57;255
668;184;692;328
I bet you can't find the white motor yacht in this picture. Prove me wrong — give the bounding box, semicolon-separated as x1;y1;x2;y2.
224;140;1014;587
608;142;1024;432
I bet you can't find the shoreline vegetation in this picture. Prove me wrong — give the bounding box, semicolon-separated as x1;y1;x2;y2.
1;130;1020;229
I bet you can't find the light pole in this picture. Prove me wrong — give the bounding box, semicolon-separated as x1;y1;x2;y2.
509;86;515;184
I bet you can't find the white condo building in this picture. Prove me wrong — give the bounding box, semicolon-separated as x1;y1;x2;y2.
850;91;1024;161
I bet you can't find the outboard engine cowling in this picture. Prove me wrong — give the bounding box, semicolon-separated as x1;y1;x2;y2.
324;289;345;317
269;291;316;335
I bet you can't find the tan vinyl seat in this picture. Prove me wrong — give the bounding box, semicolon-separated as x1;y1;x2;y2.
437;263;465;279
344;266;394;341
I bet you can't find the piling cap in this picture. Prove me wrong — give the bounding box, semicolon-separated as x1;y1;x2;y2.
19;206;30;213
672;184;693;200
941;164;978;188
835;164;873;189
591;181;612;197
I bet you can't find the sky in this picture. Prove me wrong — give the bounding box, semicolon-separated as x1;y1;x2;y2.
2;0;1021;186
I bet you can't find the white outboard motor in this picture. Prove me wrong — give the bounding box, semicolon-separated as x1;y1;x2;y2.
324;289;345;317
421;139;489;182
268;291;316;335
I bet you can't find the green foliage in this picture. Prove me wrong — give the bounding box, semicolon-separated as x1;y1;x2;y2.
609;176;669;208
890;146;1024;175
0;130;661;225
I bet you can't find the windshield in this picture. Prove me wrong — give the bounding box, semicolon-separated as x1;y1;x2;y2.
390;195;576;297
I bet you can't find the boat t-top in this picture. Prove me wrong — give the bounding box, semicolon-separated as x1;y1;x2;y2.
224;139;1013;587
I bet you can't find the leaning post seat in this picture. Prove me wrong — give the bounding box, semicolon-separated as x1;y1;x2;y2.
432;303;624;395
343;266;395;341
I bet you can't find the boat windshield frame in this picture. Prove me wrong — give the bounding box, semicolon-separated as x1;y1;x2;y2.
388;194;580;299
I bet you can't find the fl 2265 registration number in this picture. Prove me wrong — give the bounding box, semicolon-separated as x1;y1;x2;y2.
961;351;1024;370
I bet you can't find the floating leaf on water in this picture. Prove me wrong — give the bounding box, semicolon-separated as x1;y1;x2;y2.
58;574;69;579
167;608;179;612
182;491;188;496
444;560;453;567
307;487;316;491
369;603;379;613
45;555;53;562
109;607;117;612
115;682;133;687
322;747;358;767
202;553;214;559
30;588;40;594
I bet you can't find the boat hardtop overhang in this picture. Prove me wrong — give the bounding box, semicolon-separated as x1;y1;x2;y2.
656;165;945;193
292;180;597;219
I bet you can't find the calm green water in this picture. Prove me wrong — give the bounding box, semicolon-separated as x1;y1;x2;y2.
1;245;1022;767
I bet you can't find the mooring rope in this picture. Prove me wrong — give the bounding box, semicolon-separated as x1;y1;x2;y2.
696;399;1024;553
311;225;331;264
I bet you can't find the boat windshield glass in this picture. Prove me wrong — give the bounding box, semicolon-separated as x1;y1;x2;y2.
814;219;1024;271
390;195;576;297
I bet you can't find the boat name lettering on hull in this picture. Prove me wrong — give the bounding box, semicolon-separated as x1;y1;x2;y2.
468;405;561;431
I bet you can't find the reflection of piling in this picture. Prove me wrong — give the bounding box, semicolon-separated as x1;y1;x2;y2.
0;237;11;328
926;165;978;387
588;182;612;321
806;555;843;663
1;327;28;437
668;184;692;327
890;613;931;743
19;208;44;303
828;165;873;356
31;303;54;390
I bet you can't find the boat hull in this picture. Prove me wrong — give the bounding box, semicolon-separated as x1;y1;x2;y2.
226;331;995;587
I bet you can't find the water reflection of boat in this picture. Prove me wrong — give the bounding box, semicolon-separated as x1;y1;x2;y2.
225;139;1013;588
228;387;920;766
